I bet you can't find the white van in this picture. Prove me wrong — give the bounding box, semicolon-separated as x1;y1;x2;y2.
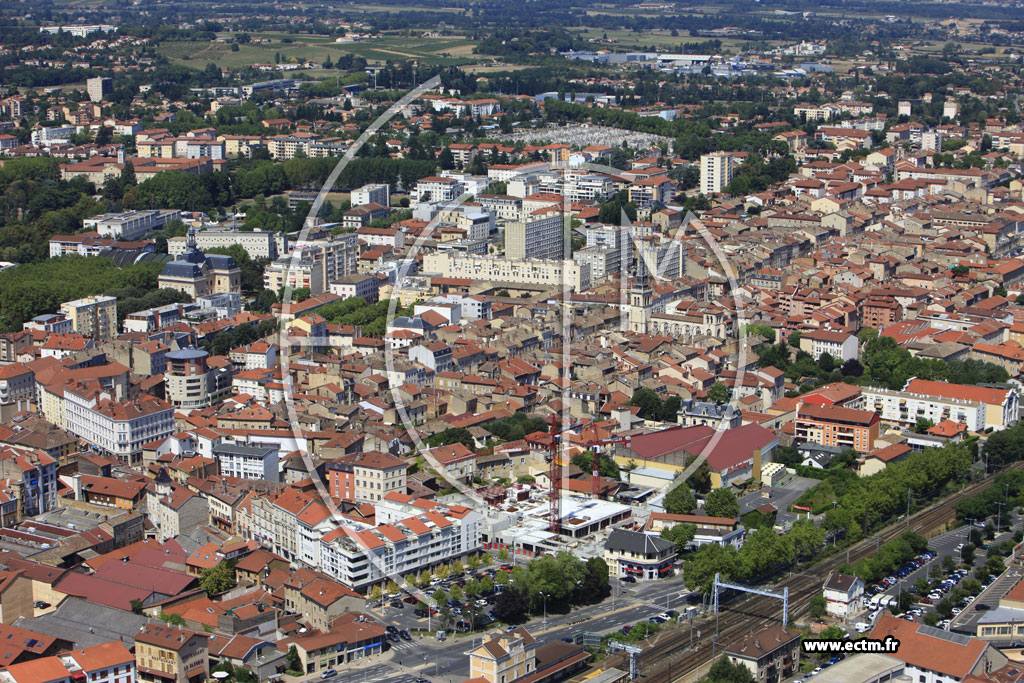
855;622;871;633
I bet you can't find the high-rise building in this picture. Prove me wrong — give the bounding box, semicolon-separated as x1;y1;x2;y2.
700;151;733;195
505;210;564;260
59;295;117;341
86;76;113;103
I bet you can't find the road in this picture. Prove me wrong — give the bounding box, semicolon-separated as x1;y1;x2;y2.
325;575;697;683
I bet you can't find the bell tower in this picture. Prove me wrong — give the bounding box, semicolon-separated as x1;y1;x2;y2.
629;254;652;334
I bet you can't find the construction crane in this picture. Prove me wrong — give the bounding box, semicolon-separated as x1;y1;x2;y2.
587;434;632;497
546;414;564;534
607;641;643;680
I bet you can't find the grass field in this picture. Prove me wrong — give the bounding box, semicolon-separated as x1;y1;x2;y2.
158;33;485;69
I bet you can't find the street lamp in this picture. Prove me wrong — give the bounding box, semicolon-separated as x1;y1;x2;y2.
540;592;548;625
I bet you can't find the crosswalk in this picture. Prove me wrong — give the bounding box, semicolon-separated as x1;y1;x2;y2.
388;639;421;652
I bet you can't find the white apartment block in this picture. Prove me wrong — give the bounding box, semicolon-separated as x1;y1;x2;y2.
214;443;280;482
504;211;565;260
860;387;987;432
83;209;181;241
799;329;860;362
62;385;174;464
318;498;481;589
412;176;463;206
423;252;591;291
351;183;390;207
700;151;733;195
329;273;381;303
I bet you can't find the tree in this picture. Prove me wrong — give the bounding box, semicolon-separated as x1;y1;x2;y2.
707;382;729;404
130;598;144;615
840;358;864;377
385;579;400;595
451;559;464;576
285;645;302;674
664;481;696;514
449;584;464;602
661;523;696;554
498;547;510;562
580;557;610;603
468;554;481;571
818;352;836;373
809;593;827;618
704;656;755;683
790;519;825;561
493;586;529;623
418;569;431;586
571;451;620;479
704;488;739;519
368;585;383;601
915;417;935;434
787;330;802;349
199;561;236;597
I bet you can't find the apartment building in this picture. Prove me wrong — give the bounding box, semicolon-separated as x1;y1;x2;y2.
423;252;591;291
794;403;880;452
0;446;57;517
135;624;209;683
86;76;112;103
265;234;358;296
700;151;733;195
164;348;233;410
278;614;385;677
725;625;802;683
412;176;464;205
59;296;117;341
213;443;280;482
317;496;482;589
325;450;407;503
859;379;1018;432
798;329;860;362
351;183;391;207
0;365;34;405
505;210;564;260
0;642;134;683
469;628;537;683
62;382;175;465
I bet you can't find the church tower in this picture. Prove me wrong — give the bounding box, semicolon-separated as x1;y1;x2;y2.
629;254;653;334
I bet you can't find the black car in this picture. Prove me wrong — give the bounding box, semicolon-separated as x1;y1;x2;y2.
400;630;412;641
977;603;992;611
386;625;399;634
387;633;400;643
390;600;404;609
414;608;428;618
620;575;636;583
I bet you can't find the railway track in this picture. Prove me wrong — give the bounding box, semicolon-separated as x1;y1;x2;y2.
612;465;1022;683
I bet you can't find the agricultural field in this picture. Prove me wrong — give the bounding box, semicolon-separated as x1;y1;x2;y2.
157;33;487;69
574;27;776;54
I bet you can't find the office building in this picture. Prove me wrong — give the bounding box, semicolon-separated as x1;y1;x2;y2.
700;151;733;195
213;443;280;482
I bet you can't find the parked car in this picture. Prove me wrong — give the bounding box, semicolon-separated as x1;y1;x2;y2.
321;670;337;680
400;630;411;640
621;576;636;584
403;596;418;604
414;608;428;618
390;600;404;609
